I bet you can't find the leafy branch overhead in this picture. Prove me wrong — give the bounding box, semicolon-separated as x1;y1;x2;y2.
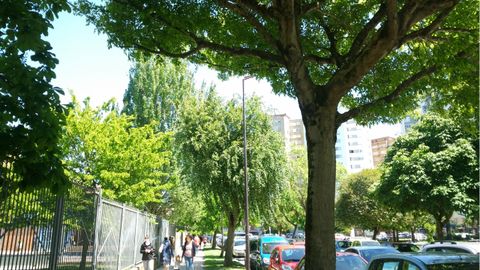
79;0;476;125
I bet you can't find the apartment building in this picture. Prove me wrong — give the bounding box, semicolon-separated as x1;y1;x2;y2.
371;136;396;167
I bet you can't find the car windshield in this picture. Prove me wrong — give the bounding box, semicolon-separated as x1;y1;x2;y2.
336;255;367;270
281;248;305;262
360;249;396;262
263;242;287;254
235;240;245;246
427;263;479;270
337;241;351;249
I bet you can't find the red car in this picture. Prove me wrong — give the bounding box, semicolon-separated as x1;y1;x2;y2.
268;245;305;270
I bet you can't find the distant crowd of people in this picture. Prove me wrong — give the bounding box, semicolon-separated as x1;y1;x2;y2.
140;234;207;270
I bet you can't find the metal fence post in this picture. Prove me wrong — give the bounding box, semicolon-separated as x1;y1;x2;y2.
92;185;102;270
117;204;125;270
48;194;65;270
133;211;139;266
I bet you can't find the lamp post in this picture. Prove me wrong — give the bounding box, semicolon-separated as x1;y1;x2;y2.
242;76;252;270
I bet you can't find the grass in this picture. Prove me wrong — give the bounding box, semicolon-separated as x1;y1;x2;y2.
202;248;244;270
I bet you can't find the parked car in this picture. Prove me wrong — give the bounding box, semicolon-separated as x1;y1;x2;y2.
336;240;352;252
344;246;400;262
385;242;420;252
268;245;305;270
250;235;289;270
366;252;479;270
351;239;381;247
295;252;367;270
233;237;246;257
420;241;480;254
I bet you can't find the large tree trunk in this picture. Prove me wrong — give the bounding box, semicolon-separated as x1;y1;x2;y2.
223;213;237;267
212;227;218;249
303;106;337;270
372;227;379;240
435;216;445;241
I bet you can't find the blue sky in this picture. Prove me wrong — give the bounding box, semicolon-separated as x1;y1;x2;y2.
47;12;302;118
47;12;400;138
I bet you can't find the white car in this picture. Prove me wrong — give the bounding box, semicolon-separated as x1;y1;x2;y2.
351;239;381;247
233;237;246;257
420;241;480;254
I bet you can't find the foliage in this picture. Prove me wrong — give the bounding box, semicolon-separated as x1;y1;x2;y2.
60;97;175;209
123;54;197;131
377;113;479;239
0;0;71;192
175;90;286;265
336;169;392;234
78;1;478;268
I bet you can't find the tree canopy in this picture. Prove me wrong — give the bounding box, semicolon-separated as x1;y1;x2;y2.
78;1;478;268
1;0;70;191
175;91;286;265
123;54;196;131
336;169;392;239
377;113;479;240
60;98;175;209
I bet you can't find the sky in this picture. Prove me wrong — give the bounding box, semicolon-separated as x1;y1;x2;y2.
47;13;401;139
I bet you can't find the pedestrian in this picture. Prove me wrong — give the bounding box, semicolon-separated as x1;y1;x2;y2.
194;234;200;249
182;235;196;270
160;237;174;270
140;235;155;270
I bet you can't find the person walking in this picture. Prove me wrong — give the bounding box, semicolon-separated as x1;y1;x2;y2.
160;237;174;270
140;236;155;270
182;235;196;270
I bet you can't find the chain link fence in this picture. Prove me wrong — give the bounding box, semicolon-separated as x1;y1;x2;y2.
0;160;173;270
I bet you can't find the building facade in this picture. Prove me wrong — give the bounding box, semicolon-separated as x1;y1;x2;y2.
272;114;306;152
335;120;374;173
371;136;396;167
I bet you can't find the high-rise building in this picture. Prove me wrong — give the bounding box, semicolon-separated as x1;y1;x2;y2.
335;120;374;173
289;119;306;147
271;114;306;151
371;136;396;167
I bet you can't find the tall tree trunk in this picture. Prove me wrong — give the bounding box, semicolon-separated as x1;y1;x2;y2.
223;213;237;267
372;227;379;240
303;106;337;270
411;227;416;242
212;227;218;249
435;217;444;241
79;229;89;270
292;224;298;239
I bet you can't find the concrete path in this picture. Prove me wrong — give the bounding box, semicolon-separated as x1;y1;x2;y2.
158;249;205;270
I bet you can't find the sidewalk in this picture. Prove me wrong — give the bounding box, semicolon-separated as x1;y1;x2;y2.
159;248;205;270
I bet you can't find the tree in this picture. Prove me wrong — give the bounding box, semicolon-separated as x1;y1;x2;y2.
1;0;71;192
78;1;478;268
60;98;175;209
377;113;479;240
336;169;392;239
123;54;197;131
175;92;286;266
278;147;348;235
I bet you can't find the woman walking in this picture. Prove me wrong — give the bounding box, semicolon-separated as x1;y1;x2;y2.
160;237;174;270
182;235;196;270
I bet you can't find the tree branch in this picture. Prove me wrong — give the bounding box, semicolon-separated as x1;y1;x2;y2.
236;0;278;19
336;66;437;125
304;54;334;65
115;0;284;64
300;1;325;17
399;6;456;45
319;20;343;66
386;0;399;38
215;0;280;50
347;4;386;60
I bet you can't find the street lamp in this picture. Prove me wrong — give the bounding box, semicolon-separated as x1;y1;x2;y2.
242;76;252;270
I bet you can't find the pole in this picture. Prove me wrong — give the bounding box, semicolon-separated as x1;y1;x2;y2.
242;76;251;270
